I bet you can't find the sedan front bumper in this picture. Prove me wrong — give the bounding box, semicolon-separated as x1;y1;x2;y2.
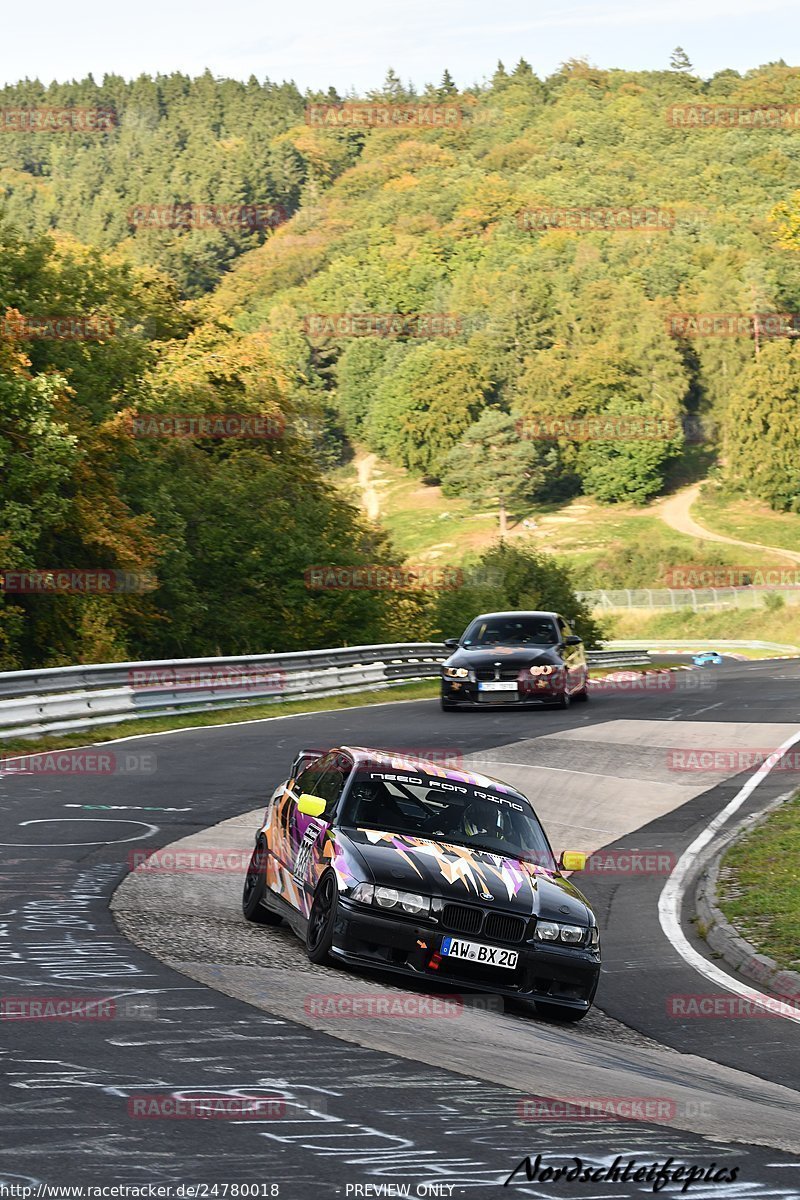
331;900;600;1011
442;678;568;706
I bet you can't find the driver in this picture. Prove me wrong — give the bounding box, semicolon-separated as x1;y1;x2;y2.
462;799;501;839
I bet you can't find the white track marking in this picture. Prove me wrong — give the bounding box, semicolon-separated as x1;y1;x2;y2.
691;702;724;717
0;818;159;846
658;729;800;1024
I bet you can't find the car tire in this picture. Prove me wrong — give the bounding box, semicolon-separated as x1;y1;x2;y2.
556;690;571;709
574;685;589;702
242;838;283;925
535;1001;590;1023
440;697;458;712
306;871;339;965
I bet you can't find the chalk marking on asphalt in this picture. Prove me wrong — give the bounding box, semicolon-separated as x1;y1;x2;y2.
691;702;724;717
659;728;800;1025
0;818;160;846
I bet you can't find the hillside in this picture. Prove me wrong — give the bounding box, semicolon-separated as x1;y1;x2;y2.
2;61;800;668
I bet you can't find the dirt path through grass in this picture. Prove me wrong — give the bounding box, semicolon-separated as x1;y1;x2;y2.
356;451;381;521
656;484;800;565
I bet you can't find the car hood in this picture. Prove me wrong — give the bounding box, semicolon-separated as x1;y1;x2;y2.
445;645;563;670
338;828;592;922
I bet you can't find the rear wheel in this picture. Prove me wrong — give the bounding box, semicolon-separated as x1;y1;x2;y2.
242;838;282;925
535;1001;590;1023
306;871;339;965
574;685;589;702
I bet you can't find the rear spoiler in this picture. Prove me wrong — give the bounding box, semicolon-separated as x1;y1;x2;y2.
290;747;326;779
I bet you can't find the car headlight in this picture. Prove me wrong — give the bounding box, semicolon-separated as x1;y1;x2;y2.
350;883;431;918
350;882;375;904
443;666;470;679
535;920;593;946
529;665;554;676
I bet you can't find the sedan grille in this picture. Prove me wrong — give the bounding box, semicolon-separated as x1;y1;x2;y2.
441;904;528;943
484;912;527;944
441;903;483;935
475;667;521;682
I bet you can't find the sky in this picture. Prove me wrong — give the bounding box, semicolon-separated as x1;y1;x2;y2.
0;0;797;92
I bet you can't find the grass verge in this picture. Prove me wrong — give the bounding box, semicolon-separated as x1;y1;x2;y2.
693;485;800;557
604;606;800;651
717;792;800;973
0;679;440;755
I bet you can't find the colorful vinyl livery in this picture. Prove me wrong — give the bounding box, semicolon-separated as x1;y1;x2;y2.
243;746;601;1021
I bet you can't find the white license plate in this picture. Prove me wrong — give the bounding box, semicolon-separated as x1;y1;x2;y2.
440;936;518;969
478;681;518;692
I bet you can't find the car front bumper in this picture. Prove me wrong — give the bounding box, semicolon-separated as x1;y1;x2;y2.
331;900;600;1011
442;678;569;706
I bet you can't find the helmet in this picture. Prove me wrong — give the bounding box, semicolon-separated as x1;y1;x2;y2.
463;801;500;838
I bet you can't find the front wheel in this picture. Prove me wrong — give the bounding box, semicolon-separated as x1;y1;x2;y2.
440;696;458;712
242;838;282;925
306;871;339;965
535;1001;590;1023
556;689;571;709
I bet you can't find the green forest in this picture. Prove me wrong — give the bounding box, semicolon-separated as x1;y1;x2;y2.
2;60;799;668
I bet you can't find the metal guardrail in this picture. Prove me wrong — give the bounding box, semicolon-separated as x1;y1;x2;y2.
0;644;651;742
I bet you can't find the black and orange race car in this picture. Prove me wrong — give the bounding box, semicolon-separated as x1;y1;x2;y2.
243;746;600;1021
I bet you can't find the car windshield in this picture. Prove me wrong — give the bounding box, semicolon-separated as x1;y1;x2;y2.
341;768;556;868
462;615;559;648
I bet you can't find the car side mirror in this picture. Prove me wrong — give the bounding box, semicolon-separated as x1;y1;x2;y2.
559;850;587;872
443;638;460;650
291;748;324;778
297;794;326;818
564;635;582;646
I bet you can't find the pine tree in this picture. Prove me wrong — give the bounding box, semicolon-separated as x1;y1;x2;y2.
669;47;694;72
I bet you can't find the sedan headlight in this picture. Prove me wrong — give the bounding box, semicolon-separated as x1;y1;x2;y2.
443;666;470;679
529;665;555;677
535;920;593;946
349;882;431;919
